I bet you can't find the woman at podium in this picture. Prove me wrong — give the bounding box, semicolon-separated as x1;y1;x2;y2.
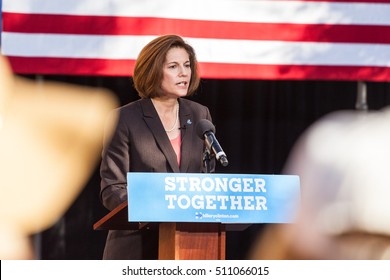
99;35;215;259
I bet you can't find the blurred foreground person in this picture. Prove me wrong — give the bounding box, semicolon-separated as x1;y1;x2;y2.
0;55;118;259
250;108;390;260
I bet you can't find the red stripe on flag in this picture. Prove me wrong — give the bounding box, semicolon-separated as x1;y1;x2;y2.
288;0;390;2
6;56;136;76
200;63;390;81
6;56;390;81
3;12;390;44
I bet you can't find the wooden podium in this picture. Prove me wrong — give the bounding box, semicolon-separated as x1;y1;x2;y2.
94;172;300;260
93;201;226;260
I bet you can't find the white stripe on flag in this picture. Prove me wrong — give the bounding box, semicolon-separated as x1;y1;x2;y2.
3;33;390;67
3;0;390;26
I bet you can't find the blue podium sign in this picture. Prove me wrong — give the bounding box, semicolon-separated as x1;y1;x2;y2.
127;173;300;224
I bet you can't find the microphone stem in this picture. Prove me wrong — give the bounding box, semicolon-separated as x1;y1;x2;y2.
203;150;212;173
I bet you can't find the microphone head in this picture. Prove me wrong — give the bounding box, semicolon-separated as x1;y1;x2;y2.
195;119;216;139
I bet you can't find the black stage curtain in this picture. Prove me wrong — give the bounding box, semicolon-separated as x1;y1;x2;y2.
28;75;390;259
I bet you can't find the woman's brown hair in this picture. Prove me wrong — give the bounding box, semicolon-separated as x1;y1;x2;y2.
133;35;200;98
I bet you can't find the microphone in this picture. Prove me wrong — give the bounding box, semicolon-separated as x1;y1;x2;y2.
195;119;228;167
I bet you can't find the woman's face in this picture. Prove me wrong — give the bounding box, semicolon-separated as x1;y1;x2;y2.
160;47;191;98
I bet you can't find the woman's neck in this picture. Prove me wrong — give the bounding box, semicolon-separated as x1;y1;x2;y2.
151;98;180;138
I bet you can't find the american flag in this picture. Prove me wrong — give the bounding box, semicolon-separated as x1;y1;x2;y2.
2;0;390;81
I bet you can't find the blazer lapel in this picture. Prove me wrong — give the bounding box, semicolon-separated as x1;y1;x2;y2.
178;99;194;173
141;99;180;173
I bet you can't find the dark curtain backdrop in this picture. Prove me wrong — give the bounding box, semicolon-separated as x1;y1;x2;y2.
29;75;390;259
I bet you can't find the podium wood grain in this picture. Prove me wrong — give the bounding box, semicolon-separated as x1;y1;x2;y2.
93;201;226;259
159;222;226;260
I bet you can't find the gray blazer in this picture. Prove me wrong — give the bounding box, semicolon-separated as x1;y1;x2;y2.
100;97;214;259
